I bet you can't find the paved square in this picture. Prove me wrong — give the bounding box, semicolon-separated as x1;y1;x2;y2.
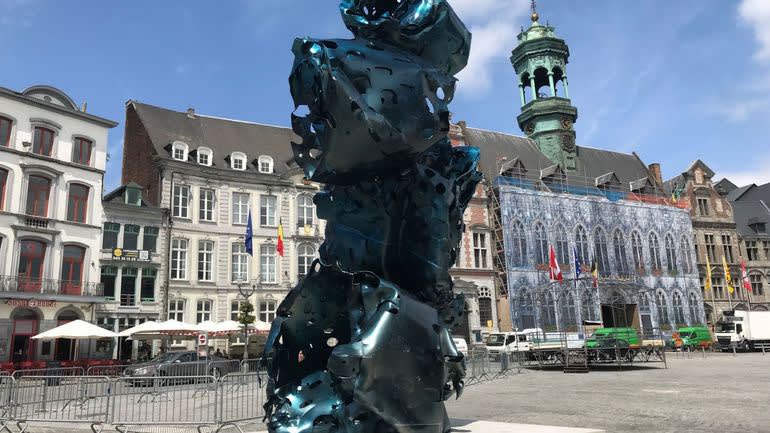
447;352;770;433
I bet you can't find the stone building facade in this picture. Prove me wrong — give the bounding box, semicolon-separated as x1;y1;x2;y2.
121;101;325;354
0;84;117;361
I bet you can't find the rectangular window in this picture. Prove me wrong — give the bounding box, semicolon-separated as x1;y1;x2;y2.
232;243;249;282
232;158;244;170
66;184;89;223
750;274;765;296
473;233;488;268
712;276;724;299
101;266;117;300
196;300;212;323
198;240;214;281
123;225;140;250
140;269;156;302
297;195;314;227
103;223;120;249
169;299;185;322
32;126;54;156
704;234;717;262
26;175;51;217
259;301;277;323
199;189;215;222
260;195;276;227
172;185;190;218
722;235;734;263
697;198;710;216
143;226;158;252
0;168;8;210
260;244;277;283
72;137;92;165
747;241;759;261
232;192;250;225
231;300;244;321
173;147;185;160
764;241;770;260
0;116;11;147
121;268;137;306
171;239;188;280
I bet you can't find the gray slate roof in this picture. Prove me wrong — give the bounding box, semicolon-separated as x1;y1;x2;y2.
130;101;299;176
728;183;770;238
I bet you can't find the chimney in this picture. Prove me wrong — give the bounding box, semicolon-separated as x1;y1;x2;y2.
648;163;663;186
80;101;88;112
186;107;196;119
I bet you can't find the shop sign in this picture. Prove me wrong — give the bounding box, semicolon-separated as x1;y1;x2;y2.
112;248;150;262
4;299;56;308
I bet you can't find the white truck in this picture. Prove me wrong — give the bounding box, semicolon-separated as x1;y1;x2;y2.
715;310;770;351
483;331;534;361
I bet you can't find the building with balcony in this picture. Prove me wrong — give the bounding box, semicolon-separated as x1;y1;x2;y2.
0;85;117;362
121;101;324;355
96;183;166;360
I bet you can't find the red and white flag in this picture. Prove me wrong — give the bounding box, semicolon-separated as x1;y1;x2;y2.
549;245;563;282
741;261;752;293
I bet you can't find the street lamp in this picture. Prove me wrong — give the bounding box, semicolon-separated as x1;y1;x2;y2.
236;279;260;361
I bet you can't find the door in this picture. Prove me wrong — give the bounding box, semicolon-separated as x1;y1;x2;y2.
18;240;46;292
11;319;38;362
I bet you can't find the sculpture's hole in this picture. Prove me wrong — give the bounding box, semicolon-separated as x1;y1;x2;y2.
309;148;323;159
321;40;338;49
425;97;435;114
350;101;361;112
425;168;435;178
308;380;323;389
299;400;313;409
294;105;310;117
436;87;446;100
436;183;446;194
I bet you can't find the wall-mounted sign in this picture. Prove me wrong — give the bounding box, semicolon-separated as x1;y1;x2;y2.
112;249;150;262
4;299;56;308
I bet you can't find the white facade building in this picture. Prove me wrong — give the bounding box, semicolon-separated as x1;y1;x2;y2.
0;85;117;362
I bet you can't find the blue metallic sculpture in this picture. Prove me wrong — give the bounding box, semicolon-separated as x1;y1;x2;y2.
262;2;477;432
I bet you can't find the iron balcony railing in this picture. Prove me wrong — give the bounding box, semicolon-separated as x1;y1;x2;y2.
0;275;104;297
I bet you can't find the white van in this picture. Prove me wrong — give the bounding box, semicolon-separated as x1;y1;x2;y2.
484;331;533;360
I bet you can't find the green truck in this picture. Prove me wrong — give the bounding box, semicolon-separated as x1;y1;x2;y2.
585;327;641;349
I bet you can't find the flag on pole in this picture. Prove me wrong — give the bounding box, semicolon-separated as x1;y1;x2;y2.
245;210;254;256
722;254;734;294
590;257;599;288
742;261;752;293
574;247;582;281
705;254;713;291
549;245;563;282
276;218;285;257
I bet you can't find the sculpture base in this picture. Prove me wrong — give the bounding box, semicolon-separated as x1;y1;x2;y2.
251;420;605;433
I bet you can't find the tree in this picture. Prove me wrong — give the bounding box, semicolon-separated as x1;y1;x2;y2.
238;302;256;360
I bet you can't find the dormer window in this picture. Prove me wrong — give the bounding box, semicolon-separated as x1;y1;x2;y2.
125;185;142;206
172;141;189;161
197;147;213;166
258;155;274;174
231;152;247;171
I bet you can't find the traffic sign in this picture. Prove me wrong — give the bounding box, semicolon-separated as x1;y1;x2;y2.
198;333;208;347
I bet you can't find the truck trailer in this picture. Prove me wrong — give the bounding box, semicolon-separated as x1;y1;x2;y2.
715;310;770;351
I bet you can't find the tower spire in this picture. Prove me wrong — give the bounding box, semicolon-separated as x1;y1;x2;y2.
530;0;539;23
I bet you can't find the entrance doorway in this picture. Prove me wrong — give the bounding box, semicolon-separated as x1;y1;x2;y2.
10;308;40;362
601;304;639;328
454;302;471;342
54;310;81;361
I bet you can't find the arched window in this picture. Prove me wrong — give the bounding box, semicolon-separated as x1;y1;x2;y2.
575;226;589;265
196;299;212;323
665;234;678;274
297;194;314;227
196;147;213;166
33;126;55;156
581;290;597;321
67;183;89;223
258;155;274;174
231;152;247;171
541;292;556;330
511;220;527;267
0;167;8;211
533;222;548;265
672;291;685;325
518;291;535;329
18;239;46;292
613;230;629;276
61;245;85;295
680;236;693;274
594;228;610;276
172;141;188;161
688;292;700;324
631;231;644;271
649;233;662;271
478;287;493;328
656;291;669;325
26;175;51;217
554;224;569;265
0;115;12;147
297;243;315;277
560;293;577;329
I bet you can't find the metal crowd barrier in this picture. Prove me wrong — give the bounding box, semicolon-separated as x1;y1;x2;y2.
11;366;85;379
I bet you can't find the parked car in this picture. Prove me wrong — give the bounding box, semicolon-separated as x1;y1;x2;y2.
452;337;468;357
673;326;713;350
585;327;641;349
123;351;237;386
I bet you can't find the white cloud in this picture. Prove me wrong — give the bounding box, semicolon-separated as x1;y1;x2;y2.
704;98;770;123
739;0;770;61
453;0;530;96
717;154;770;186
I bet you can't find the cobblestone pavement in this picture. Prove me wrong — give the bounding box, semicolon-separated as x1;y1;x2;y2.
446;352;770;433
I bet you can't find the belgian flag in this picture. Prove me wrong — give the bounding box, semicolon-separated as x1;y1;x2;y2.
276;219;285;257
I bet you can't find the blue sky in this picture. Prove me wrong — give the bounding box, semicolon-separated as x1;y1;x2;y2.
2;0;769;192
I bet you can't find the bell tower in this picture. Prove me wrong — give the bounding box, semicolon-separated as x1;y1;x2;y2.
512;1;578;170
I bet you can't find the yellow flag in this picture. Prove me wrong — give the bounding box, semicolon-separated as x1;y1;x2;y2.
705;255;712;291
723;254;734;294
